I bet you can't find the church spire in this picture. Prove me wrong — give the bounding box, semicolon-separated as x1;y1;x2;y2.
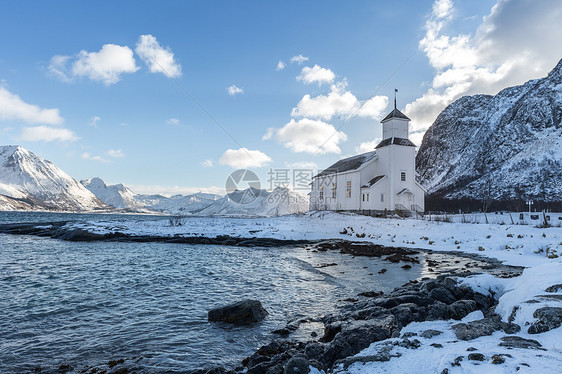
394;88;398;109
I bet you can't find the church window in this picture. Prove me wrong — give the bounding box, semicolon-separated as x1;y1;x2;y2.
332;183;337;198
346;181;352;198
319;186;324;200
381;193;384;202
367;194;370;202
401;171;406;181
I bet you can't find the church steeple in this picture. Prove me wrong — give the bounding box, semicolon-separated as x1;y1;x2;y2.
379;89;411;141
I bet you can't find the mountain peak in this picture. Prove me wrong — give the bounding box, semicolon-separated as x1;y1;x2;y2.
0;145;107;210
416;58;562;203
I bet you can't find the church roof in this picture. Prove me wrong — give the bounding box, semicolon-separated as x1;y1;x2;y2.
375;137;416;148
381;108;410;122
361;175;385;188
315;151;377;178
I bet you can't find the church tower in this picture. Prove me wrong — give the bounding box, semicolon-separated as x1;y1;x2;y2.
375;91;422;213
381;91;410;139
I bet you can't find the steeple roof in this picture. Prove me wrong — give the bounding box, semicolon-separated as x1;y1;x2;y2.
381;108;410;123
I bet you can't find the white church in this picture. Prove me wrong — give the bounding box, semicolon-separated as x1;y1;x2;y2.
309;100;425;216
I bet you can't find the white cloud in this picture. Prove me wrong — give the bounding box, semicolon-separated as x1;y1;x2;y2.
166;118;180;125
20;126;78;142
268;118;347;154
406;0;562;135
89;116;101;127
357;96;389;119
0;86;63;125
201;159;213;167
356;138;381;154
262;127;275;141
276;61;286;71
106;149;124;158
290;55;309;65
285;161;318;169
219;148;272;169
297;65;335;85
227;85;244;96
135;34;182;78
49;44;139;85
291;82;388;121
81;152;109;163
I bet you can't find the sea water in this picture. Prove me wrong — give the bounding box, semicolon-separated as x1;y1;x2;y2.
0;212;428;373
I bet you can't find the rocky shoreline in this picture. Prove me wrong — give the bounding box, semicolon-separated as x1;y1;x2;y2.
0;220;536;373
194;273;526;374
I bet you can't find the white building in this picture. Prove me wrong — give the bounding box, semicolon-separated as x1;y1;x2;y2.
309;105;425;216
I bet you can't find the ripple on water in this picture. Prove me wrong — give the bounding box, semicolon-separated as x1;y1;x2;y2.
0;212;428;373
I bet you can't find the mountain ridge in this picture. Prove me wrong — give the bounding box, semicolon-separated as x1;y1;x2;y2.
416;58;562;204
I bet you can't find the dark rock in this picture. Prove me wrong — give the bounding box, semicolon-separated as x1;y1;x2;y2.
545;284;562;293
208;300;268;325
108;359;124;368
527;307;562;334
452;317;520;340
466;347;477;351
401;264;412;270
266;364;284;374
420;329;443;339
378;268;387;274
427;301;449;320
499;336;544;350
320;316;396;365
401;332;417;338
491;355;506;364
335;353;393;370
357;291;384;298
304;343;324;360
451;356;463;367
420;279;439;293
448;300;477;320
468;353;485;361
429;287;457;305
390;303;424;327
283;357;310;374
58;364;72;373
396;338;421;349
430;343;443;348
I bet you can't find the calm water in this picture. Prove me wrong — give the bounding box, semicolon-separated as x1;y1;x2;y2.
0;212;428;373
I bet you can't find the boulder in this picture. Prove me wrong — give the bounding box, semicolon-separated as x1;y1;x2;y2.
499;336;544;350
420;329;443;339
527;307;562;334
452;316;520;340
283;357;310;374
208;300;268;325
429;287;456;305
448;300;477;320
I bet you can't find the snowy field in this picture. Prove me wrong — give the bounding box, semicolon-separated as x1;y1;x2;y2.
69;211;562;268
64;211;562;373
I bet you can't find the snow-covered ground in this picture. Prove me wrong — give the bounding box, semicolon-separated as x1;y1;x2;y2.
64;211;562;373
337;263;562;373
68;211;562;268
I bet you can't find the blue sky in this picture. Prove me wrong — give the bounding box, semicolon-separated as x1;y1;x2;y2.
1;0;561;195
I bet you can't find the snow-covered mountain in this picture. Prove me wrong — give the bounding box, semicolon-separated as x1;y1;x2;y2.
416;58;562;202
197;187;309;217
135;192;221;213
81;177;143;210
0;145;108;211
